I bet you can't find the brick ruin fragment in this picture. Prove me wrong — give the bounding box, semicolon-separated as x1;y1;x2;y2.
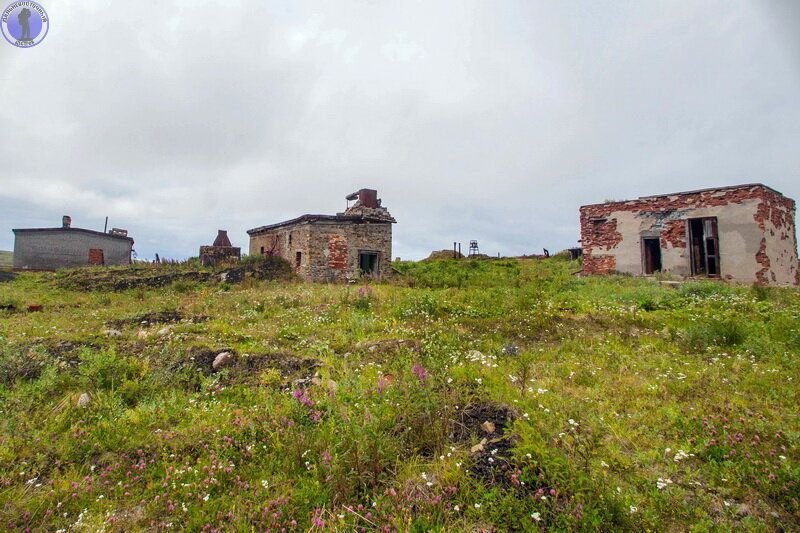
199;230;241;267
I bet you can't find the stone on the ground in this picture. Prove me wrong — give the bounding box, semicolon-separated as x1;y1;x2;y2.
212;351;236;371
104;329;122;338
77;393;91;408
470;438;487;454
503;344;520;356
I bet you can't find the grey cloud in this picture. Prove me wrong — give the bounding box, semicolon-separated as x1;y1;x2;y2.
1;0;798;260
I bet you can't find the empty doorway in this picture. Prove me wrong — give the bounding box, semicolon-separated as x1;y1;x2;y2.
642;238;662;274
688;217;720;277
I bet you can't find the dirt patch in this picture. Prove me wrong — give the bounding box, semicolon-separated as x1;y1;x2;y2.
174;347;320;384
470;435;517;489
451;402;514;443
448;402;522;491
108;310;208;328
354;338;422;362
47;340;96;363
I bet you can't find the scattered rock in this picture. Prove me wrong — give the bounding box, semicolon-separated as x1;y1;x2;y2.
311;376;338;393
104;329;122;338
470;435;517;489
157;326;173;337
77;393;91;408
471;438;488;454
212;351;236;371
451;402;514;443
109;310;207;329
174;347;320;386
736;504;751;517
502;344;520;356
355;339;422;363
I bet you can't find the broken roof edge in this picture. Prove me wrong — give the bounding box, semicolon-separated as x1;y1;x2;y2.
247;213;396;235
580;183;789;210
12;226;134;243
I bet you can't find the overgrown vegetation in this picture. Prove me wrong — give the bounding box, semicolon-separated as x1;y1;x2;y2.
0;258;798;530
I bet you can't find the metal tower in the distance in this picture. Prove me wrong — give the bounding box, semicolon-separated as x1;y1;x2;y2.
468;240;479;257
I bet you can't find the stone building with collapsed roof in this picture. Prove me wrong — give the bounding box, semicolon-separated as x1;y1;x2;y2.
579;184;799;286
12;216;134;270
247;188;396;282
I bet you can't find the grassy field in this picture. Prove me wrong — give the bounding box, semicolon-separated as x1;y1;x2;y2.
0;257;798;531
0;251;12;269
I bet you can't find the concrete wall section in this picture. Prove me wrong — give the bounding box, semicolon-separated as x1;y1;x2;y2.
13;229;132;270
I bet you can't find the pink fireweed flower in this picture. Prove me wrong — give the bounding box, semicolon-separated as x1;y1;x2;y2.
292;389;315;408
412;363;428;385
357;286;373;299
311;507;326;528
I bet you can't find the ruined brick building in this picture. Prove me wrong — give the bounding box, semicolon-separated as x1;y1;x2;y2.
199;230;241;266
12;216;134;270
247;189;396;281
580;184;799;286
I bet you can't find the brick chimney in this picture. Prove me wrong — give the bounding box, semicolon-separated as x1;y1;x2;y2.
213;230;232;247
62;215;71;228
345;188;379;208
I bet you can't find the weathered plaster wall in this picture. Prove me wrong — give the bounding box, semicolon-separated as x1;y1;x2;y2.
13;230;132;270
580;185;798;286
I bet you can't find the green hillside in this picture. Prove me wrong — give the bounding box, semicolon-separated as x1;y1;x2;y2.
0;257;798;530
0;250;12;269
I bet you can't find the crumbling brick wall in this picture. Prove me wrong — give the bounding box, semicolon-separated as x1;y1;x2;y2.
579;184;798;285
752;187;798;285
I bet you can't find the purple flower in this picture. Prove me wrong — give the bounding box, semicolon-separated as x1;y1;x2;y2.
292;389;315;408
412;363;428;384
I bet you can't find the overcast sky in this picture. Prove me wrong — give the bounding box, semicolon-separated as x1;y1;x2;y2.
1;0;799;260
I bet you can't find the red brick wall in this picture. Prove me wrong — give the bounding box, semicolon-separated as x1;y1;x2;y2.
88;248;104;265
327;234;348;270
661;220;686;249
583;254;616;275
